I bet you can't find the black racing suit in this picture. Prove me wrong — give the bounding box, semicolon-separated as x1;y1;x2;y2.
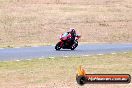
67;32;76;45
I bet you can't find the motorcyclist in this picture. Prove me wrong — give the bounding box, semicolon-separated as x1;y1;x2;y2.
67;28;77;45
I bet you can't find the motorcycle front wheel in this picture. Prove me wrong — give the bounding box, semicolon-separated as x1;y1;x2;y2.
55;42;62;50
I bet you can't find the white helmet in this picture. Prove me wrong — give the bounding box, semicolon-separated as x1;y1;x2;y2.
69;28;76;34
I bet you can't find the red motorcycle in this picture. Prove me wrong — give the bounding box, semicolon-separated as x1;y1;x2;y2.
55;32;81;50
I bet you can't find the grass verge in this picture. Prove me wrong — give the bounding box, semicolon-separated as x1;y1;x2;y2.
0;52;132;87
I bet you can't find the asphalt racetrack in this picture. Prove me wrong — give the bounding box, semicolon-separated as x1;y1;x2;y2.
0;43;132;61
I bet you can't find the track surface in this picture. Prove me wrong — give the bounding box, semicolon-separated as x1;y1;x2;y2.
0;43;132;61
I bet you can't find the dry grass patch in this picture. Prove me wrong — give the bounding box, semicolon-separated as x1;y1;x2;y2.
0;52;132;88
0;0;132;47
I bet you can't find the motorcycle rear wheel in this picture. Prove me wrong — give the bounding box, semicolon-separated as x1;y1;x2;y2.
71;41;78;50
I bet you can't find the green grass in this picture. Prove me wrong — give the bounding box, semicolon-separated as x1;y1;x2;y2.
0;52;132;87
0;42;55;48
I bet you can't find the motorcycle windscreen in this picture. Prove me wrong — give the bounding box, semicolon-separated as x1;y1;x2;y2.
62;33;68;37
61;33;69;40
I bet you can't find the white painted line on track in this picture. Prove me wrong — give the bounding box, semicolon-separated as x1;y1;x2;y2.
32;46;39;47
0;48;4;49
82;55;90;57
49;57;55;59
16;60;20;61
97;54;104;56
15;47;21;48
39;58;42;59
123;52;127;54
63;56;69;57
111;53;116;55
51;45;55;46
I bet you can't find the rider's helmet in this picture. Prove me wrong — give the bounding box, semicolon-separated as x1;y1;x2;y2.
69;28;76;34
